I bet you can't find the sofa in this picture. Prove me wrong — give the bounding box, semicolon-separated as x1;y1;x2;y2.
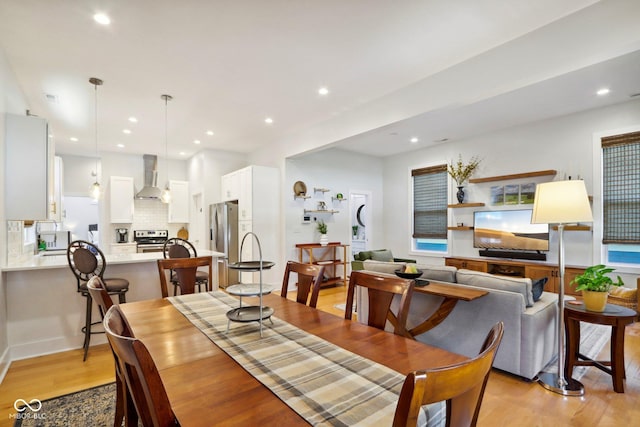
351;249;416;271
357;259;560;380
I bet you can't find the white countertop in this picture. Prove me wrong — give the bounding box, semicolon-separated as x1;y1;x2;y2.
1;249;225;272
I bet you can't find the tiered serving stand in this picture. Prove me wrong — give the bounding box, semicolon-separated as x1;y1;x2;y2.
225;232;274;336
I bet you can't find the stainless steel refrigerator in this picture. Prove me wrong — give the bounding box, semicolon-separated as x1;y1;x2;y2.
210;201;239;287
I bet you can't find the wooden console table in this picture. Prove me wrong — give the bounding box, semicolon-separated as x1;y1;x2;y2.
296;242;349;288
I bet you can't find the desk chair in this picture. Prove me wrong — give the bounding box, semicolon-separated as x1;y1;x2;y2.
345;271;414;337
157;256;213;298
392;322;504;427
67;240;129;361
163;238;208;295
87;277;137;427
104;305;180;427
280;261;325;308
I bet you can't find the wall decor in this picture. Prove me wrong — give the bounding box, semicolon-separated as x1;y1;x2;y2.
504;184;519;205
519;183;536;204
491;185;504;206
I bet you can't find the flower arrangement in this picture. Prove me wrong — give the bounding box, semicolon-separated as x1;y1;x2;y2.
447;155;481;185
317;220;327;234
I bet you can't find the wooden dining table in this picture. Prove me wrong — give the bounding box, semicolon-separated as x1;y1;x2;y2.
120;293;469;426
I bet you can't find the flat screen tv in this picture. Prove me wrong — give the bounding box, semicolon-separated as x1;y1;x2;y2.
473;209;549;253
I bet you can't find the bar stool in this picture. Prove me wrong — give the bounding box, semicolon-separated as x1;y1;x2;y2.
163;237;209;295
67;240;130;361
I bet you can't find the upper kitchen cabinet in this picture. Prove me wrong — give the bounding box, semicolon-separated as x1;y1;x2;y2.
168;180;189;223
49;156;64;222
221;170;240;201
110;176;134;223
5;113;52;220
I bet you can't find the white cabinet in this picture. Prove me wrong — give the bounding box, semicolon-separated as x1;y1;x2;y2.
110;243;137;254
49;156;64;222
221;170;240;201
238;167;252;220
5;113;50;220
168;180;189;223
110;176;134;223
238;220;253;283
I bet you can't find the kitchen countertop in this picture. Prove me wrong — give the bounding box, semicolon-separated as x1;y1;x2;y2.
1;249;225;272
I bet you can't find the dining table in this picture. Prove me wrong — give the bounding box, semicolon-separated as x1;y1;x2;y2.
120;291;469;426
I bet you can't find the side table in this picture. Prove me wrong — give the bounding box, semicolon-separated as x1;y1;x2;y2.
564;302;637;393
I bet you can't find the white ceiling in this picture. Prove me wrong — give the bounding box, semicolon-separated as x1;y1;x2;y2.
1;0;639;160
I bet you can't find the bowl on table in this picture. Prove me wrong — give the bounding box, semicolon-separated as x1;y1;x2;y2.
394;269;423;280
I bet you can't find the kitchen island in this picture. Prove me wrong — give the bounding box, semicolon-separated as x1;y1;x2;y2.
1;250;224;360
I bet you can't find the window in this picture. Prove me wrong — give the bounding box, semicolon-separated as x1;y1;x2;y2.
602;131;640;265
412;165;448;253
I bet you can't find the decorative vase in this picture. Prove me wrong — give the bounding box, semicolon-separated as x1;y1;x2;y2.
456;186;465;204
320;234;329;246
582;290;608;312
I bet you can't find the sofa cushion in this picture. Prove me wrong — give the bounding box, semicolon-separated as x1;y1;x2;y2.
415;265;457;283
456;269;534;307
531;277;548;302
370;249;394;262
354;250;373;261
362;260;406;275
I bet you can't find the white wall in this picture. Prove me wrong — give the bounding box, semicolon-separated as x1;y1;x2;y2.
383;98;640;283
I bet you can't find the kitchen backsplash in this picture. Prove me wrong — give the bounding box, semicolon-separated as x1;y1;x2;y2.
108;199;187;243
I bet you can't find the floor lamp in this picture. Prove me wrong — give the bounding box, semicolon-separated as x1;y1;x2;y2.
531;180;593;396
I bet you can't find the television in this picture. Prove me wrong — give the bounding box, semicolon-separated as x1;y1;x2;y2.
473;209;549;256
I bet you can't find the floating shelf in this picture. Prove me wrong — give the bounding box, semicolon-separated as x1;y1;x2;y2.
448;226;474;230
448;202;485;208
294;194;311;200
305;209;339;214
314;187;330;193
332;197;346;202
469;170;557;184
552;225;592;231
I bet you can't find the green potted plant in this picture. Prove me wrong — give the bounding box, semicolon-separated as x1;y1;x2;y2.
447;154;481;203
317;220;328;246
570;264;624;312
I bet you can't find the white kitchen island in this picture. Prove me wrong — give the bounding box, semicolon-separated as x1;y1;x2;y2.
2;250;224;360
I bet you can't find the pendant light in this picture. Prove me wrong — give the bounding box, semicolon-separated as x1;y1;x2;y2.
160;94;173;204
89;77;103;200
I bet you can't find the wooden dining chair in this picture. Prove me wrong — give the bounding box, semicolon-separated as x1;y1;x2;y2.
392;322;504;427
103;305;180;427
157;256;213;298
87;277;138;427
345;271;415;337
280;261;326;308
163;238;209;295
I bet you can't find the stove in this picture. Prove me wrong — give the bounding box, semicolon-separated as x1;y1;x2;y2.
133;229;168;253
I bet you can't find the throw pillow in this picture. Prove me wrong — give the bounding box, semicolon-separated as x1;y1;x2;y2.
370;249;394;262
531;277;548;302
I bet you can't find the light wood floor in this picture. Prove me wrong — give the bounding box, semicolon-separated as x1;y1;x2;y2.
1;285;638;426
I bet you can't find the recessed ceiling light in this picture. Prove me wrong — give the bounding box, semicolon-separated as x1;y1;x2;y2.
206;130;214;136
128;116;138;123
597;88;610;96
193;140;201;145
69;137;78;142
410;137;419;143
93;13;111;25
117;143;125;148
179;152;186;156
264;117;274;124
318;87;329;96
123;129;131;134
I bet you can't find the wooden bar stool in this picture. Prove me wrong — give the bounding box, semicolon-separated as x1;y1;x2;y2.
67;240;130;361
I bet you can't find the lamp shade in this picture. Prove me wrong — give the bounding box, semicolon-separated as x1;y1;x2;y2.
531;180;593;224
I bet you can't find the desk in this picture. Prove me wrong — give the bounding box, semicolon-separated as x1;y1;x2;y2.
408;280;489;337
120;294;467;426
564;303;637;393
296;242;348;288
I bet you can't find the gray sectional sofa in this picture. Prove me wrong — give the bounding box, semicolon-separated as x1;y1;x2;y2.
357;260;560;380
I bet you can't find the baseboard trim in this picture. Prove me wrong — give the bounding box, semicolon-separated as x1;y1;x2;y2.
0;346;11;383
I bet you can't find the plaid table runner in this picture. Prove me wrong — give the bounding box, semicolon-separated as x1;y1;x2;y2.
168;292;444;427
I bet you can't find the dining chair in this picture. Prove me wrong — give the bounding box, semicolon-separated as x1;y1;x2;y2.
345;271;415;337
163;237;209;295
103;305;180;427
157;256;213;298
280;261;326;308
67;239;130;361
86;277;138;427
392;322;504;427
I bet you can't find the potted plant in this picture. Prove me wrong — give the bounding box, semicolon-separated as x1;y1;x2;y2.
570;264;624;312
317;220;328;246
447;155;481;203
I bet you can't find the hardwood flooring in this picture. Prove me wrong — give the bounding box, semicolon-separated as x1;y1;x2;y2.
0;285;638;426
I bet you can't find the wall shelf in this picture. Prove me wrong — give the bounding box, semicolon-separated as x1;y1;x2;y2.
448;202;485;208
448;226;474;230
304;209;339;214
332;197;346;202
314;187;330;193
468;169;557;184
552;225;592;231
294;195;311;200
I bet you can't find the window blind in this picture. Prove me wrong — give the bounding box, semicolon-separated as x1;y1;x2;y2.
412;165;448;239
602;131;640;244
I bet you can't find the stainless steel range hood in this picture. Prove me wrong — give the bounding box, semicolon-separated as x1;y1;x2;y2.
135;154;163;200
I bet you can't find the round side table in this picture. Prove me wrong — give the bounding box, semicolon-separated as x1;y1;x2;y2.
564;302;637;393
